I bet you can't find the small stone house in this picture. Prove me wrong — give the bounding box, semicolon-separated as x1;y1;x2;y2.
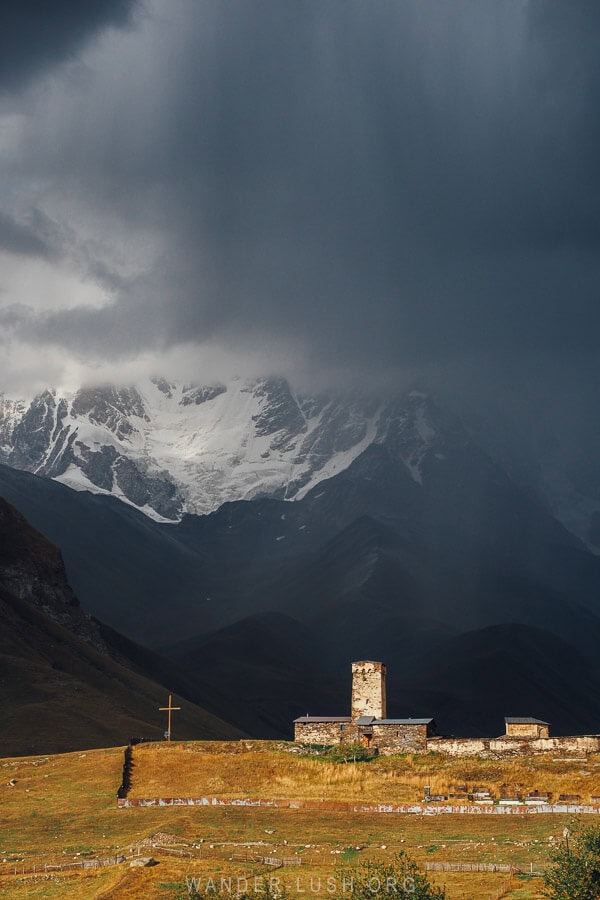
294;660;436;752
504;717;550;739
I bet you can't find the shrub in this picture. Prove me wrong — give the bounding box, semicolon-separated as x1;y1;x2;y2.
339;851;446;898
327;742;377;763
543;824;600;899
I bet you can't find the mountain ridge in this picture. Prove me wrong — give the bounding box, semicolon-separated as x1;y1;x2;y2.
0;496;248;755
2;376;599;552
0;379;455;522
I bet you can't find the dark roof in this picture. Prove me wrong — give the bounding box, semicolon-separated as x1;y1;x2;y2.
505;717;550;726
376;718;434;726
294;716;351;723
294;715;434;725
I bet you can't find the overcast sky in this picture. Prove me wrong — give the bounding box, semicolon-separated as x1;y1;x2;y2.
1;0;599;442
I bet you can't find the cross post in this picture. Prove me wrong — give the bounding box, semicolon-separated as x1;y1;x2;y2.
159;694;181;741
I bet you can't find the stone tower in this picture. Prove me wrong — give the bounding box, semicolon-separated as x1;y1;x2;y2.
351;661;387;721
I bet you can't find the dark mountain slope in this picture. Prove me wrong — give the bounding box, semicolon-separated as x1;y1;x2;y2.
163;616;600;741
3;399;600;648
0;584;243;756
163;612;347;737
0;464;222;644
411;623;600;737
0;497;246;755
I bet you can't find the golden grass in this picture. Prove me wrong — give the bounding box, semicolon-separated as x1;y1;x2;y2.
0;742;591;898
130;741;600;804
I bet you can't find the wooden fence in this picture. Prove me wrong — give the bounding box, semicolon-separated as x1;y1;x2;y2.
0;855;126;877
0;848;308;881
426;860;544;875
426;862;514;873
491;876;517;900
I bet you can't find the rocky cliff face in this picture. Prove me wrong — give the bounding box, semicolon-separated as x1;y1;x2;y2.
0;497;106;650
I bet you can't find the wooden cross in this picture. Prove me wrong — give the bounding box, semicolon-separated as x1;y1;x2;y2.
159;694;181;742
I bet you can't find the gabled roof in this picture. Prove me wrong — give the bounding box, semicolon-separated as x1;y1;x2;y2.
505;717;549;726
294;715;435;726
376;718;434;726
293;716;351;723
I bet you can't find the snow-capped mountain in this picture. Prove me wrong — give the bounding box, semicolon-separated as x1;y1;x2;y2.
0;377;444;521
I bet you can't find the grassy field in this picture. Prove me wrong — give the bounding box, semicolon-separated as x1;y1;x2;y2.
0;741;596;898
130;740;600;804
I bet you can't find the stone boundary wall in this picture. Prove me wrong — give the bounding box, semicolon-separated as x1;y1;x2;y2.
117;796;600;815
428;738;489;755
429;735;600;756
492;736;600;754
293;733;600;757
117;744;133;799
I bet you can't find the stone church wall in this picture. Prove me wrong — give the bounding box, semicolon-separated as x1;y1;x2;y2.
294;721;347;744
371;724;428;753
505;723;549;739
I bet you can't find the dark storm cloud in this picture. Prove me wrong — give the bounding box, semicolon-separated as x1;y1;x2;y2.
0;0;138;91
5;0;600;388
0;212;55;259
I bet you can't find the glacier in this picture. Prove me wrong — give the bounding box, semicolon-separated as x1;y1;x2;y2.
0;376;440;521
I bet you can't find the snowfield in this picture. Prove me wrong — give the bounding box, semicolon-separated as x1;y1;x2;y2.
1;376;436;521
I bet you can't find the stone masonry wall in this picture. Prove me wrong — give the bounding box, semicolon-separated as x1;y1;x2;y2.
371;724;428;753
294;727;600;755
294;721;428;751
294;722;347;744
491;736;600;755
351;661;386;721
429;735;600;757
505;723;549;738
428;738;490;756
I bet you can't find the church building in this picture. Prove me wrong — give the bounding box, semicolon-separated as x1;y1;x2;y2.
504;717;550;739
293;660;437;753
